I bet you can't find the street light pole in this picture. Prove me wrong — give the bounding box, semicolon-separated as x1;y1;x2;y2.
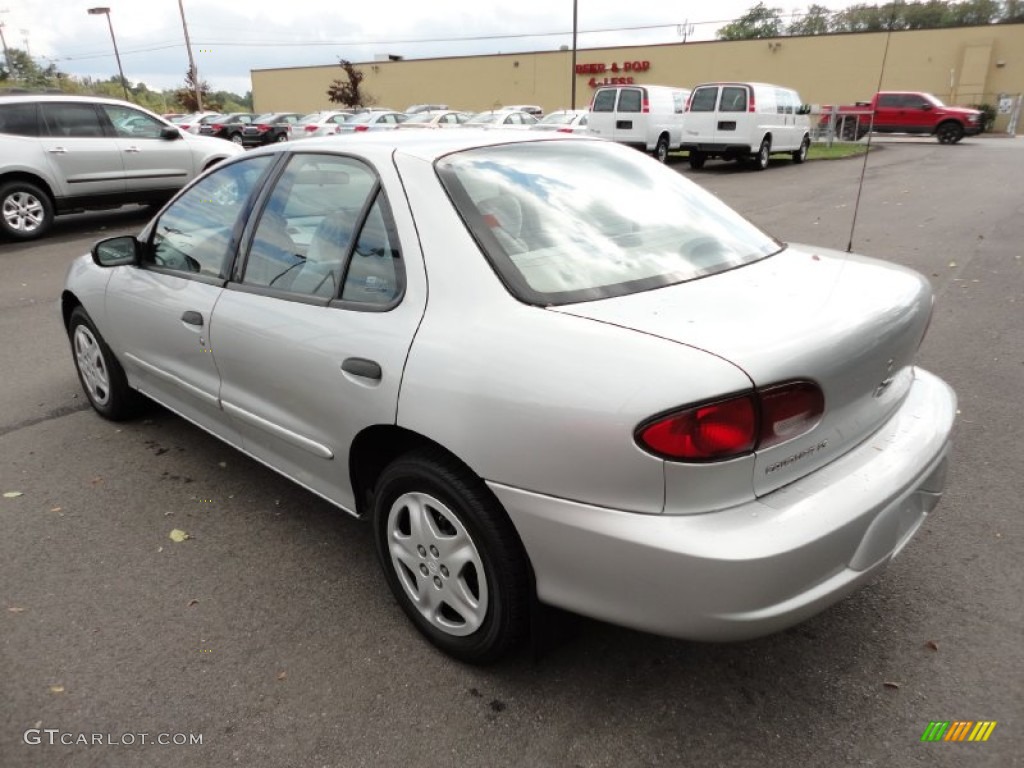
87;7;130;101
177;0;202;111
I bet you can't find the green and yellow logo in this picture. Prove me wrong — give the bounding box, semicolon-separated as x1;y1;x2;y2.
921;721;997;742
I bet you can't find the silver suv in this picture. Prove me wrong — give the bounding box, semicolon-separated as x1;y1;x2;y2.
0;94;244;240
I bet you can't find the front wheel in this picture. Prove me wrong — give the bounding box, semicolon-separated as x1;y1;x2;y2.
275;133;288;143
0;180;54;241
653;135;670;164
750;137;771;171
792;136;810;164
68;307;141;420
373;451;531;664
230;133;243;144
936;122;964;144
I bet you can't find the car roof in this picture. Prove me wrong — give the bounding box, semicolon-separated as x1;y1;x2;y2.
249;129;594;163
0;93;142;107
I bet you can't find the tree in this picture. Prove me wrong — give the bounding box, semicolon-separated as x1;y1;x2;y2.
174;68;219;112
327;59;374;108
788;4;834;35
718;2;785;40
1004;0;1024;22
944;0;1001;25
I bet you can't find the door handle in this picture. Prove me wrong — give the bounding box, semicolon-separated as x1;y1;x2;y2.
341;357;382;381
181;310;204;327
125;146;141;153
48;147;68;154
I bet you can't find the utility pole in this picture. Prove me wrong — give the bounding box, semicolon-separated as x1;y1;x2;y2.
87;8;129;101
0;9;10;82
178;0;202;111
570;0;578;109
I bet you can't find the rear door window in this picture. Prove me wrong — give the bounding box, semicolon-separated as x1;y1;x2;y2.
592;89;617;112
617;89;643;113
720;87;749;113
688;87;718;112
40;103;107;137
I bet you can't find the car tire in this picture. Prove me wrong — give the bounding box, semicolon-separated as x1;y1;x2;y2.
653;135;670;164
372;450;531;664
751;137;771;171
936;121;964;145
275;133;288;143
688;151;706;170
792;136;810;164
230;133;243;144
0;180;54;241
67;306;142;421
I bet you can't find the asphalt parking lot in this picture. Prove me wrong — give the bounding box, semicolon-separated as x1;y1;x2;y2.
2;137;1022;768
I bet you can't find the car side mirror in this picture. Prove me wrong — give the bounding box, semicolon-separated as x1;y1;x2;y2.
92;235;140;267
920;104;933;111
160;125;183;140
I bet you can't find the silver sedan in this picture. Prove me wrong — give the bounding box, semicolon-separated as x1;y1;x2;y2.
62;131;956;663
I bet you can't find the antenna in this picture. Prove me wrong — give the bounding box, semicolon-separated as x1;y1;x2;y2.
846;2;900;254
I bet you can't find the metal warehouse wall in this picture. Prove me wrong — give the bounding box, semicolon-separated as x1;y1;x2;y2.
252;23;1024;131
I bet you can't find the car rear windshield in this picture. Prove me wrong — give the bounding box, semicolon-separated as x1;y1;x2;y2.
436;140;782;305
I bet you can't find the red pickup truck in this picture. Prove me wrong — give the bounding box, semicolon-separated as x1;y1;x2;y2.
825;91;983;144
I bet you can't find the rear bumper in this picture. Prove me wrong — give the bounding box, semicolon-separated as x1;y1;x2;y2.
491;368;956;641
681;143;754;156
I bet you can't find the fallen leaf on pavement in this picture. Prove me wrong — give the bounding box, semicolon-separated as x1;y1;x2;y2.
925;640;939;651
3;491;24;498
168;529;191;543
49;685;65;694
8;606;26;613
883;681;902;689
187;599;199;607
277;671;287;681
50;507;62;513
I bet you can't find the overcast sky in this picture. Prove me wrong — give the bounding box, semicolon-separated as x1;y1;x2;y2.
3;1;861;95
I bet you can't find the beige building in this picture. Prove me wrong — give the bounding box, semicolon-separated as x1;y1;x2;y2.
252;23;1024;132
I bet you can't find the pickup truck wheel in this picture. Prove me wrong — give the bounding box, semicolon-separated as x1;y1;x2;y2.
750;138;771;171
688;151;706;170
653;136;670;164
792;136;810;164
936;122;963;144
0;180;53;241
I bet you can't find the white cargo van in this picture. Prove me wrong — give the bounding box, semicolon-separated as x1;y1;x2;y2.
681;82;811;170
586;84;690;163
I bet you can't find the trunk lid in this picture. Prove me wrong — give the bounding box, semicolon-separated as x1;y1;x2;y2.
553;245;933;496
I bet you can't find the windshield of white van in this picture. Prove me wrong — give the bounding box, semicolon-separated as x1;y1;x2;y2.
436;140;782;305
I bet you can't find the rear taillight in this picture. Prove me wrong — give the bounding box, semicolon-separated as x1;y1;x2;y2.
637;381;824;462
305;125;319;132
748;90;756;112
354;124;369;132
642;97;650;114
757;382;824;449
556;126;573;133
256;124;271;132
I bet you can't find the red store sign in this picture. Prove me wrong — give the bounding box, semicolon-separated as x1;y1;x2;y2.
575;60;651;88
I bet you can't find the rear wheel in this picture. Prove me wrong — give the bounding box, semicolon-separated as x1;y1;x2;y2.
68;306;141;421
750;137;771;171
792;136;810;164
688;151;706;170
653;135;670;164
0;180;53;241
936;121;963;144
373;451;531;664
275;133;288;143
230;133;243;144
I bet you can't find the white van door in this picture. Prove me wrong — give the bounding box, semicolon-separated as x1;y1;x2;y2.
717;85;755;148
587;87;619;142
609;87;646;146
684;85;720;145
